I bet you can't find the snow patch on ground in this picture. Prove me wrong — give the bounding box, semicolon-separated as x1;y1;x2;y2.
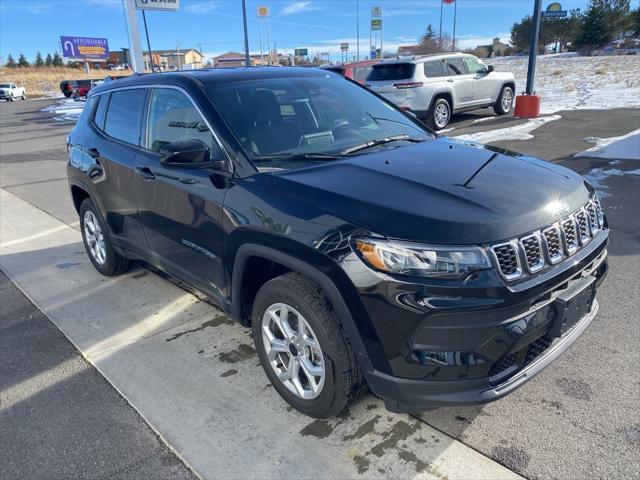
454;115;561;143
490;55;640;114
575;129;640;160
471;116;498;124
41;98;85;122
583;167;640;197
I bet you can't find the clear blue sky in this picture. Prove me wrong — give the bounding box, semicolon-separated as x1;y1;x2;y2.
1;0;636;63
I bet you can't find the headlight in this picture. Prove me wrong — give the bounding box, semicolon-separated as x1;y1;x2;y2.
352;237;490;279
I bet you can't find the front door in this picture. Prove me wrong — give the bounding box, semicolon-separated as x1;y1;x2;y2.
133;87;229;299
463;56;495;105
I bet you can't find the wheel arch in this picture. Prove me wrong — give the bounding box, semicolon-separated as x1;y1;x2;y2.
231;243;385;373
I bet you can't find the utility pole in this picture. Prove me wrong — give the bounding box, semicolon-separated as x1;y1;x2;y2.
241;0;250;66
439;0;444;46
258;15;264;64
266;12;272;65
176;41;181;70
526;0;542;94
452;0;457;51
122;0;144;73
356;0;360;61
142;10;155;71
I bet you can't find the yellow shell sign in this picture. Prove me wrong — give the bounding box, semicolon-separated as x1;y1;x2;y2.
546;2;562;11
257;6;270;17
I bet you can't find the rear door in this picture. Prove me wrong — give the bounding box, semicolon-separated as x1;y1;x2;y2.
85;89;148;253
442;56;474;109
133;87;229;298
463;55;495;105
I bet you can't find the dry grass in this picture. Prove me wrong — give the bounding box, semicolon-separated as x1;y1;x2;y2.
552;69;563;76
0;67;134;97
594;67;607;75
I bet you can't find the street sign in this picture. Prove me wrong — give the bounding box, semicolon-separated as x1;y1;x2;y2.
340;43;349;51
257;5;270;17
542;2;567;17
371;6;382;18
135;0;179;11
371;19;382;30
60;36;109;59
294;48;308;56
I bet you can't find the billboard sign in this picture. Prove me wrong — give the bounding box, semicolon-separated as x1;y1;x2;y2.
135;0;180;11
60;36;109;59
294;48;308;56
371;19;382;30
340;43;349;51
542;2;567;17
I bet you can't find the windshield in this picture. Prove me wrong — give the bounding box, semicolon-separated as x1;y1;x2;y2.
204;73;432;170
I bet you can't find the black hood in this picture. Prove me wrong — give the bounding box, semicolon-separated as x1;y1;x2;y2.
272;137;590;244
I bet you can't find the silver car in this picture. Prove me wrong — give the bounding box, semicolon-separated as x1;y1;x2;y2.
365;53;515;130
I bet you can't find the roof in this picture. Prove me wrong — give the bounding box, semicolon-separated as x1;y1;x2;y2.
153;49;203;56
90;67;331;95
375;52;465;65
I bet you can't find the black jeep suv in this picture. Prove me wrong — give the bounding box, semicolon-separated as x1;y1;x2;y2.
67;68;608;418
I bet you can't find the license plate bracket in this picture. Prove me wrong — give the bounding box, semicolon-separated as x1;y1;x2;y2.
551;277;595;338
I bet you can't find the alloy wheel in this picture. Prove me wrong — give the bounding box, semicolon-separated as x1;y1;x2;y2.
434;102;450;129
261;303;325;399
83;210;106;265
502;88;514;112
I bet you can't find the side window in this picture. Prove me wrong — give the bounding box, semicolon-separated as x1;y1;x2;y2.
424;61;444;78
146;88;224;159
78;95;99;125
444;57;467;76
93;93;109;130
104;89;146;145
464;56;487;74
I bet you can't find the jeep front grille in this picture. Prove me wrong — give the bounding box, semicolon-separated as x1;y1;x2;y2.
490;197;604;282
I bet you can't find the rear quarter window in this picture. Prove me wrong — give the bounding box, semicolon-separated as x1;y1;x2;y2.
367;63;416;81
424;60;445;78
103;89;147;145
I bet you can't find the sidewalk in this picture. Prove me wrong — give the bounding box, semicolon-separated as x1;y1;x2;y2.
0;270;195;480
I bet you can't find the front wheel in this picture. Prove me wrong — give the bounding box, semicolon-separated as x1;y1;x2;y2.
252;273;366;418
427;97;451;130
79;198;130;276
494;85;514;115
8;95;14;102
21;92;26;100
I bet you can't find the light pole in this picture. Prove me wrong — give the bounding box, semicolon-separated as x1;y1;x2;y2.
241;0;250;66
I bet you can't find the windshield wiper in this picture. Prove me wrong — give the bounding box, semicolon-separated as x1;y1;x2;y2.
252;152;344;162
340;134;425;155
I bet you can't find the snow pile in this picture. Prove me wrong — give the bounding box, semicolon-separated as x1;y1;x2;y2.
454;114;561;143
41;98;85;122
490;55;640;114
575;128;640;160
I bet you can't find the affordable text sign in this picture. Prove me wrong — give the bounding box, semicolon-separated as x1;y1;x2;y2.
60;37;109;59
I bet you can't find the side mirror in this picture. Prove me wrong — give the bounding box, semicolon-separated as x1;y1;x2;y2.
159;139;225;170
487;65;495;73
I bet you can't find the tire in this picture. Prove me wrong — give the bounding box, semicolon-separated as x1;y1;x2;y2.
21;92;26;100
64;92;72;98
494;85;514;115
8;95;14;102
252;272;366;418
427;97;451;130
79;198;130;276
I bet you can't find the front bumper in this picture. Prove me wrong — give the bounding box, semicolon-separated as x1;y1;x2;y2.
355;234;608;413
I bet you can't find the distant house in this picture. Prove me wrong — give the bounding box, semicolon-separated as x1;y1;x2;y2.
475;38;510;58
153;48;204;70
397;45;419;56
213;52;255;67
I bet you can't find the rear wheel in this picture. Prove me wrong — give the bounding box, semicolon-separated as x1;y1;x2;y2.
79;198;130;276
494;85;514;115
252;273;366;418
427;97;451;130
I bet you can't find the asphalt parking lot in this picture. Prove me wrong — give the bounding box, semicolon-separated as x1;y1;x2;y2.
1;98;639;480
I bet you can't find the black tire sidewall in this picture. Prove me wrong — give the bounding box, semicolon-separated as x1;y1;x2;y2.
430;98;450;130
252;281;345;418
79;198;120;275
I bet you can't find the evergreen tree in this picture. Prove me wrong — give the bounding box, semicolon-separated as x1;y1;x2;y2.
35;51;44;67
17;53;30;67
52;52;64;67
415;24;444;54
5;54;17;68
45;53;53;67
575;0;613;52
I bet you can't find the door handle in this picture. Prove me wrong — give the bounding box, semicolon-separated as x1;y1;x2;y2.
135;166;156;180
447;78;455;83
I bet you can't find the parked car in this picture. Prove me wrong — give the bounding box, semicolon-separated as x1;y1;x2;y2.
321;59;380;84
0;82;26;101
72;79;101;99
67;68;608;418
366;53;516;129
60;80;74;98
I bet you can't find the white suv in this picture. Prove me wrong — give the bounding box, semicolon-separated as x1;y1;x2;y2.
365;53;515;130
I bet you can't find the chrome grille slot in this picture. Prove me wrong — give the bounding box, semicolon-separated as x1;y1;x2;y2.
561;217;578;254
542;225;563;264
593;195;604;227
586;202;600;235
519;234;545;273
491;242;521;280
574;210;590;245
